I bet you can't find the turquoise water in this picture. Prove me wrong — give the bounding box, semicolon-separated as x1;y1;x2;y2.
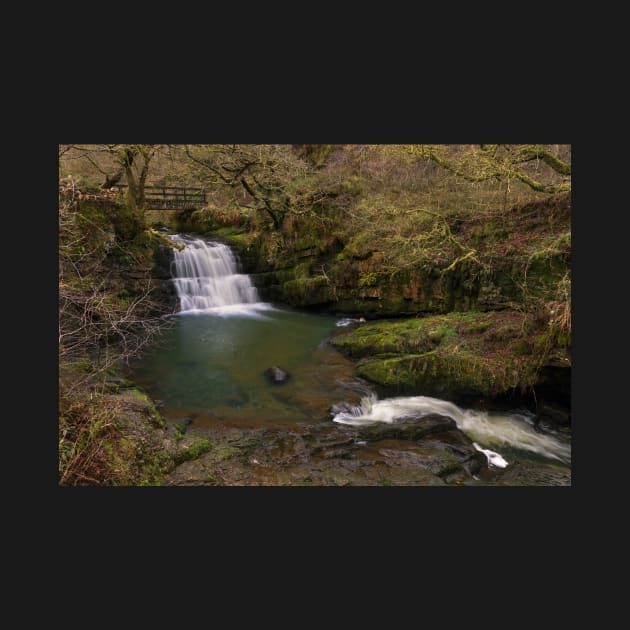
130;308;359;429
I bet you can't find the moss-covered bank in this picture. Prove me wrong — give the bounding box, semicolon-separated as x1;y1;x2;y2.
59;199;180;485
331;310;570;407
170;194;570;321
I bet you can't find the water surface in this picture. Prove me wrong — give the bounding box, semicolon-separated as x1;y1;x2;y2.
132;309;359;429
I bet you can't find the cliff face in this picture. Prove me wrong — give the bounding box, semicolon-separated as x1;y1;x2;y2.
217;193;570;319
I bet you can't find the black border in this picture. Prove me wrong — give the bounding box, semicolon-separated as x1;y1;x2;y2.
45;98;584;561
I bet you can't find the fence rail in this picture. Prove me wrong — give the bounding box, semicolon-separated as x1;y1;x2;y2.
114;184;206;210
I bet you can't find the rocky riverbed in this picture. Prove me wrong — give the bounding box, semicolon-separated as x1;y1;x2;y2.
164;412;570;486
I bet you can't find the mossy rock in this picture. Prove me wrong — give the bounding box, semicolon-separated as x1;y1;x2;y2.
173;436;212;466
356;351;516;398
334;311;551;400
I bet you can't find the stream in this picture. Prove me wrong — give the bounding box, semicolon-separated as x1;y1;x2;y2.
130;234;571;484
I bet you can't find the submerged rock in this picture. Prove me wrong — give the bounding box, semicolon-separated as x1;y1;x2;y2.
265;366;290;384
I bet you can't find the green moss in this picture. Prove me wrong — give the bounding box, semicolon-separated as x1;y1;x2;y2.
511;340;532;356
108;203;144;241
282;275;331;305
358;271;386;288
174;437;212;465
215;226;248;238
173;420;189;435
211;445;240;461
128;388;150;403
149;228;184;251
556;332;571;347
552;231;571;251
335;311;546;398
60;358;94;378
344;232;377;259
127;388;165;428
138;451;173;485
357;349;522;398
332;313;483;358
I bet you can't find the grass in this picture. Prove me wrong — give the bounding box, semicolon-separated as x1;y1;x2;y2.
59;391;133;485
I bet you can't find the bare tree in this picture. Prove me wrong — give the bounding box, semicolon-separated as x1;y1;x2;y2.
58;182;169;390
400;144;571;194
60;144;161;214
184;144;322;229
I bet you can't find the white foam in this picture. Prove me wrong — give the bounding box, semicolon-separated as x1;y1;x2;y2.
333;394;570;464
473;442;509;468
336;317;366;327
177;302;275;318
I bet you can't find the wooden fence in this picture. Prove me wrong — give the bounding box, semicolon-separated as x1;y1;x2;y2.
114;184;206;210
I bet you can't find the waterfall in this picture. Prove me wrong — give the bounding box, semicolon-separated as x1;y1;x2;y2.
333;394;571;465
171;235;270;315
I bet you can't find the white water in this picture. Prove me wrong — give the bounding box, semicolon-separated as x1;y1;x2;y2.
333;393;571;465
473;443;509;468
171;236;272;316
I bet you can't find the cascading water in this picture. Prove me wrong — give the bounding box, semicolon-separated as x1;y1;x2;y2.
171;235;270;315
332;393;571;466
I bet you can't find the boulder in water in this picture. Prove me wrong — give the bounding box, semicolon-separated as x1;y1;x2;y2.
265;366;290;384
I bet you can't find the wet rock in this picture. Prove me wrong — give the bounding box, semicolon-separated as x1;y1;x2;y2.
493;461;571;486
152;243;175;279
536;419;572;437
320;447;355;460
265;366;290;384
536;402;571;427
378;444;465;481
310;435;357;455
357;413;457;442
422;434;487;475
330;402;362;416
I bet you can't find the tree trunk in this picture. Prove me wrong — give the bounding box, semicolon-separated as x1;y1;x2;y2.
121;148;139;212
